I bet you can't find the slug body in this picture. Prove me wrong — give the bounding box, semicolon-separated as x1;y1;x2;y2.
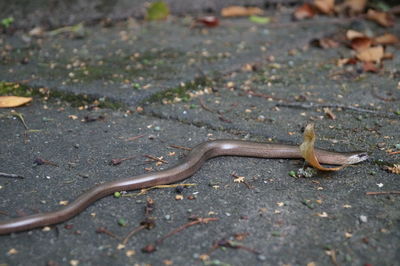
0;140;368;235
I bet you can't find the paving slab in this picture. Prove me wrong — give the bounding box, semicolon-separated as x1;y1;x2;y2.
0;5;400;266
0;12;359;107
0;0;298;29
0;98;398;266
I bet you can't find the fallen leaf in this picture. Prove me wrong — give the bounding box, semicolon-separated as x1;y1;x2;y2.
356;45;384;63
234;232;249;240
346;29;366;40
221;6;263;17
233;176;245;183
310;38;340;49
351;37;372;51
345;232;353;238
382;53;394;60
374;33;399;45
366;9;394;27
125;250;136;257
317;212;329;217
299;123;344;171
323;107;336;119
7;248;18;255
196;16;219;27
249;15;270;24
362;61;380;72
314;0;335;14
117;244;126;250
385;164;400;174
0;96;32;108
147;1;169;21
175;195;184;200
293;3;316;20
59;200;69;206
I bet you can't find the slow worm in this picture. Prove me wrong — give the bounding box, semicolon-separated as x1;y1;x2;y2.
0;140;368;235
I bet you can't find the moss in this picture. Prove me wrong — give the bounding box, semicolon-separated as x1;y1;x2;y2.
0;81;125;110
145;76;213;103
0;82;35;97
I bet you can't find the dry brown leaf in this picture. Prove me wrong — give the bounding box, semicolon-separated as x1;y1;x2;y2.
351;37;372;51
299;123;344;171
374;33;399;45
221;6;263;17
323;107;336;119
356;45;384;63
311;38;340;49
382;53;394;60
367;9;394;27
346;30;366;40
293;3;316;20
385;164;400;174
314;0;335;14
362;61;380;72
0;96;32;108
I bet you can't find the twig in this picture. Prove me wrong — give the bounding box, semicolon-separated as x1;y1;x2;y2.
155;217;219;246
199;97;215;113
388;151;400;155
246;89;289;102
34;157;58;167
12;112;29;130
210;239;260;255
371;89;398;102
277;102;396;117
169;144;192;151
327;249;339;266
123;134;145;141
122;225;146;245
121;198;156;245
109;156;136;166
218;115;232;123
142;217;219;253
96;227;122;240
144;155;168;164
199;97;232;123
0;172;24;179
0;210;9;216
366;191;400;195
122;183;196;197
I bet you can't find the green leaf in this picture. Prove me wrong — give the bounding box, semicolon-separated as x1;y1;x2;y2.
1;17;14;28
118;218;128;226
147;1;170;21
249;15;270;24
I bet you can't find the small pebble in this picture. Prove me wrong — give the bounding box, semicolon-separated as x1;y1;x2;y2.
257;255;267;261
175;186;184;194
164;215;171;220
359;215;368;223
257;115;265;122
